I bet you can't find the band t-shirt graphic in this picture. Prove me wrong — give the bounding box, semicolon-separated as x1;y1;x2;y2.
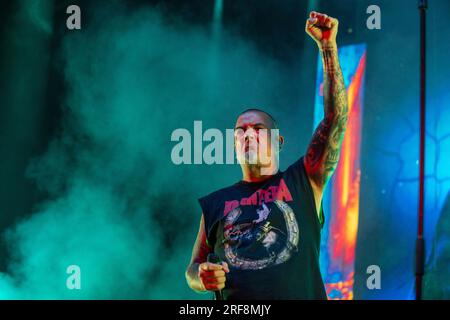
198;157;327;300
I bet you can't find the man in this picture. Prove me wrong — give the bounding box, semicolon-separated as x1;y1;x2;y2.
185;11;348;299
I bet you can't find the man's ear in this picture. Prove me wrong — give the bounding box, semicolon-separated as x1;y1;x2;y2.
279;135;284;151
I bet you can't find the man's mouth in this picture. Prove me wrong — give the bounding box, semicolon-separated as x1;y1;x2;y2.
245;145;256;152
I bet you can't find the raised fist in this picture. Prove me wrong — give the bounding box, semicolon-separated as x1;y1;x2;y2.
305;11;339;49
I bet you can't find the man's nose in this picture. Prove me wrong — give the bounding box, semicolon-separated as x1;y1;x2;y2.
244;130;257;142
244;136;256;146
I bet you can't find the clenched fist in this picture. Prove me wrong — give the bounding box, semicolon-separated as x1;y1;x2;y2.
198;261;230;291
305;11;339;49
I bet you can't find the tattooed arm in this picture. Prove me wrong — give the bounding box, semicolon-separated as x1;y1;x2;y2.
304;12;348;204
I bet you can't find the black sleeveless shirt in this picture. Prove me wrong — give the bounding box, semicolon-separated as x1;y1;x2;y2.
198;157;327;300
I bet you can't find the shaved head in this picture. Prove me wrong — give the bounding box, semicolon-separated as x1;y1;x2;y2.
236;108;278;129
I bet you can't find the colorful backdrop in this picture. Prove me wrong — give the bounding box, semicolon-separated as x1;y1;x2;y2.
0;0;449;299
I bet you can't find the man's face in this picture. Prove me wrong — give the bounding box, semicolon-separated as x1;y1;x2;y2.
234;111;280;167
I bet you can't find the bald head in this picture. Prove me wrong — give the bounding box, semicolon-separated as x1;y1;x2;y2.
235;108;278;131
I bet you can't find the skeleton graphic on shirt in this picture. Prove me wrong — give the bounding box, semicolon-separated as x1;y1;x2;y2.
222;200;299;270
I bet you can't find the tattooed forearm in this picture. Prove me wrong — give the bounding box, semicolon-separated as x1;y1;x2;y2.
305;47;348;187
321;47;348;119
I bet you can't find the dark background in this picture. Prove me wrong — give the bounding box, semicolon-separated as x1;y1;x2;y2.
0;0;449;299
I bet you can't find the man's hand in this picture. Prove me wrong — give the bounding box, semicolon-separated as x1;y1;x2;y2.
198;261;229;291
305;11;339;49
